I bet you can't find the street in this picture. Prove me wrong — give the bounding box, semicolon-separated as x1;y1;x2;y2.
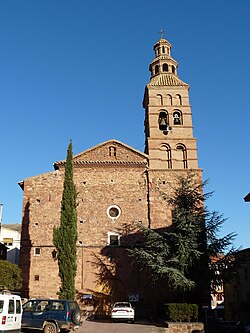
77;320;167;333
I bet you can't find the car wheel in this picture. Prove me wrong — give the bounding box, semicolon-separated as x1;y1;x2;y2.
44;322;57;333
71;309;81;325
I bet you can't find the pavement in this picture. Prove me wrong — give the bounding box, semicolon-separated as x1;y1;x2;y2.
77;320;168;333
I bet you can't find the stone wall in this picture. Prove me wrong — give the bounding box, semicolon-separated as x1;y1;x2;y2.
166;322;204;333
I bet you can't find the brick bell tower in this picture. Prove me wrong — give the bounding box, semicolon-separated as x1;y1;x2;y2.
143;36;202;229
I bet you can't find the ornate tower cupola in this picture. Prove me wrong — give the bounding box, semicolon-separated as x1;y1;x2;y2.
150;38;178;78
143;36;200;172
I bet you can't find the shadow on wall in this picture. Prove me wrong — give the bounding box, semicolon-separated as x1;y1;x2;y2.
78;223;173;320
79;221;210;321
19;200;31;298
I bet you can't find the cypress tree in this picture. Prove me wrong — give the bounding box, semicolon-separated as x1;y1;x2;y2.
53;140;78;300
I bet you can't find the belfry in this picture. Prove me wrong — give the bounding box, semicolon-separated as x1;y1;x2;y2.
144;37;202;229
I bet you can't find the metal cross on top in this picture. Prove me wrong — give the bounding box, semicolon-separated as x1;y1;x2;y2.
158;29;165;38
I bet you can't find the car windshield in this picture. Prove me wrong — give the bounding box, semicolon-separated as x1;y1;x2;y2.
114;303;131;308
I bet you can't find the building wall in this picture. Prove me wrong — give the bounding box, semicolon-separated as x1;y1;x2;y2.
224;248;250;322
0;225;21;264
19;155;149;299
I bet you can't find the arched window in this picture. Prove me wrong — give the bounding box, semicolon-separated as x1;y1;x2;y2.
157;94;163;106
155;65;159;74
158;111;168;131
172;65;176;74
173;110;182;125
162;144;172;169
176;144;187;169
163;63;168;72
109;146;116;157
175;94;182;105
166;94;172;106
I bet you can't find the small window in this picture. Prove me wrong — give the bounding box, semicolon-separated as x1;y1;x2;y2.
175;94;182;105
157;94;163;106
173;111;182;125
172;65;175;74
109;146;117;157
16;300;21;314
176;144;188;169
51;301;65;311
34;247;41;256
109;207;119;218
3;238;13;246
23;300;36;312
107;205;121;220
0;301;4;314
34;275;40;281
163;63;168;72
36;300;49;312
8;300;14;314
155;65;159;74
158;111;168;131
162;144;172;169
108;232;120;246
166;94;172;106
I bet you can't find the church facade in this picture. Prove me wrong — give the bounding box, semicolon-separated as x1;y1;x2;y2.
19;37;202;309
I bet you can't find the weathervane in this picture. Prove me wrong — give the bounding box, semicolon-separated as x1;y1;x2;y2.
158;29;165;38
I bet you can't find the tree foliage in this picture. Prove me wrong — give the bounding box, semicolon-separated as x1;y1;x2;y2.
129;172;237;299
53;140;78;300
0;260;22;291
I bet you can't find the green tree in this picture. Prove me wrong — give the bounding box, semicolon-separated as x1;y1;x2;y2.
0;260;22;291
53;140;78;300
129;173;236;302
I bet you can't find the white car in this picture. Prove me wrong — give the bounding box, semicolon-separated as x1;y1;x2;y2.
0;293;22;333
111;302;135;323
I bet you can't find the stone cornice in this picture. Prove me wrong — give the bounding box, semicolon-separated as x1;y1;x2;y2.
54;160;148;168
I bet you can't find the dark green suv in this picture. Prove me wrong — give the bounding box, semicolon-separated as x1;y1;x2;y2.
22;299;81;333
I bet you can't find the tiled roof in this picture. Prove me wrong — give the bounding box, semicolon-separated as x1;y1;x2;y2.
2;224;21;232
148;74;189;87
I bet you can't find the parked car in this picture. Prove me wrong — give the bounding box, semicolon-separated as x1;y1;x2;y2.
22;298;81;333
0;293;22;333
111;302;135;323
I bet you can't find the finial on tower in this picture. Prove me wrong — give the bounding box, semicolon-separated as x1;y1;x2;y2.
158;29;165;38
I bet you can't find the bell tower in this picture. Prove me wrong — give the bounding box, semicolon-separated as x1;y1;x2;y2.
143;36;202;229
143;37;199;171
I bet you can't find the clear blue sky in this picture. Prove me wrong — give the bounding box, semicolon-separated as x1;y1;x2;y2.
1;0;249;249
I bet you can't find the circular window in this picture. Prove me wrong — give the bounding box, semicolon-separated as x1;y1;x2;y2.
109;207;119;217
107;205;121;220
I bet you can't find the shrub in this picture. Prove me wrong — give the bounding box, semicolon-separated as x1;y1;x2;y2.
164;303;198;322
0;260;22;291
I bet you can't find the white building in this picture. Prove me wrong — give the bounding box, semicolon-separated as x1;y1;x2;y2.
0;224;21;264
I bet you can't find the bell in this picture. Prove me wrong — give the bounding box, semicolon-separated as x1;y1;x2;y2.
159;117;168;130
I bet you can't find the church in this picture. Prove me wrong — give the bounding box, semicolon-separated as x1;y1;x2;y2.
19;36;203;312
